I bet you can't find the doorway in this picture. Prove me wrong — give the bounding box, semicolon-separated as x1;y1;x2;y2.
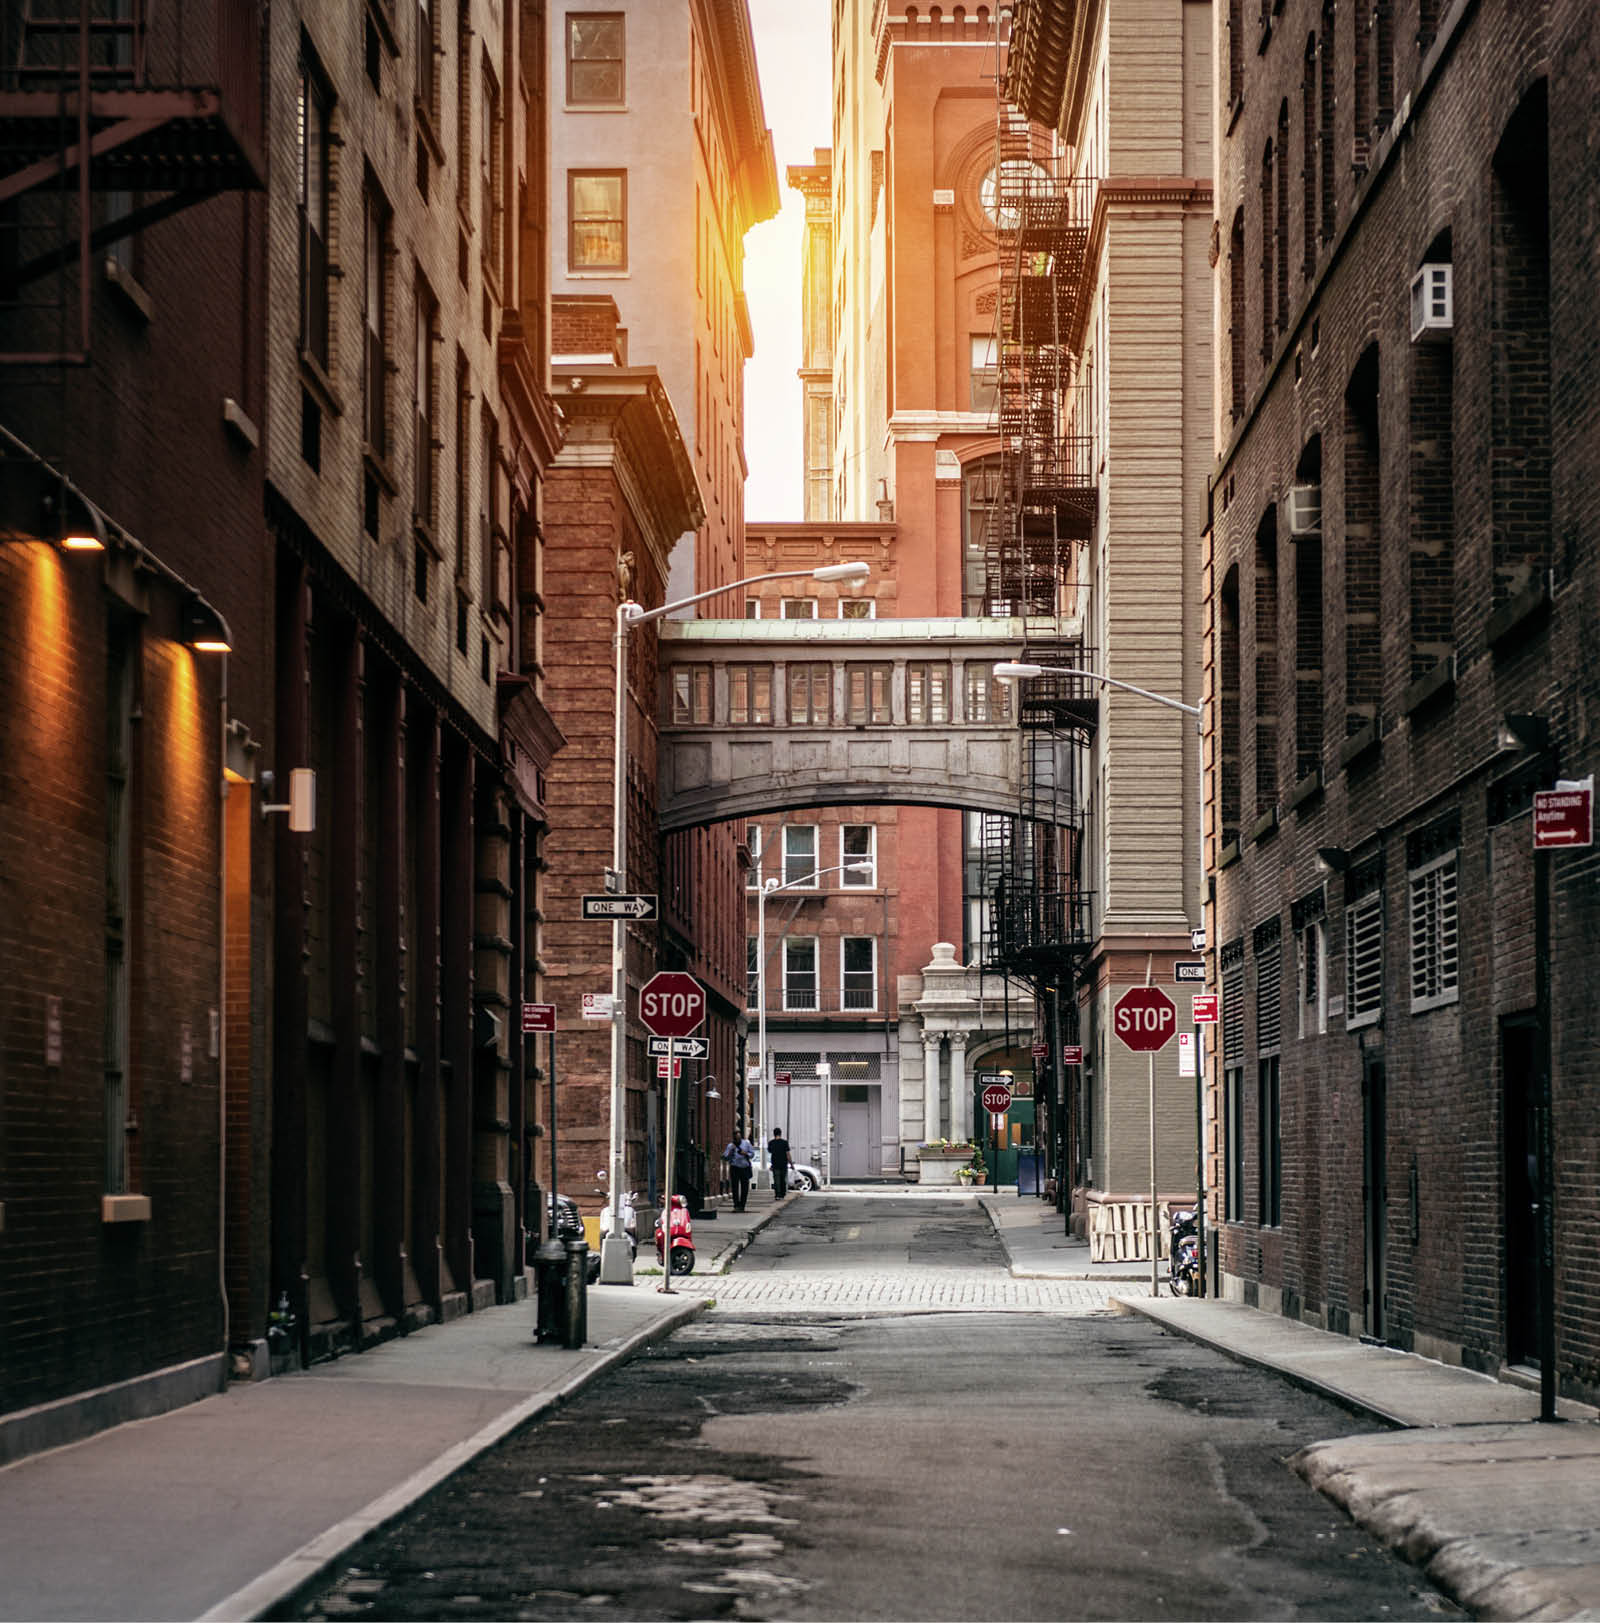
833;1084;877;1177
1501;1017;1541;1366
1362;1054;1388;1341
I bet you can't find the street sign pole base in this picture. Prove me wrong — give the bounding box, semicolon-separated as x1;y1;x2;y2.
598;1234;634;1285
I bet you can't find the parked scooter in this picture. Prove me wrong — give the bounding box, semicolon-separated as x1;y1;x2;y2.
1168;1207;1200;1296
597;1188;638;1261
654;1193;695;1274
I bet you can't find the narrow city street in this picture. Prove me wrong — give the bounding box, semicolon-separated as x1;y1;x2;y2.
280;1196;1456;1622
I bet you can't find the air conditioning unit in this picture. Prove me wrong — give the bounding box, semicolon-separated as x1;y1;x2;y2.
1410;263;1453;341
1287;483;1322;537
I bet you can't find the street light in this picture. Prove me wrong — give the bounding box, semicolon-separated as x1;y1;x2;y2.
599;560;871;1285
752;856;876;1186
994;660;1206;1297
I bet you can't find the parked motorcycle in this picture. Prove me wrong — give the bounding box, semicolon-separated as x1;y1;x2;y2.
654;1193;695;1274
548;1193;602;1283
1168;1206;1200;1297
597;1188;638;1261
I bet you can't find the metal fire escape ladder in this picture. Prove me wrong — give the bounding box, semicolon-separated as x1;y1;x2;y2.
0;0;264;363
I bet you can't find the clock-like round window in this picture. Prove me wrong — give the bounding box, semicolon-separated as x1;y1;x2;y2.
979;159;1052;230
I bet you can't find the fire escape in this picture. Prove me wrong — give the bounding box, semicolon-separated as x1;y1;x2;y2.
0;0;263;367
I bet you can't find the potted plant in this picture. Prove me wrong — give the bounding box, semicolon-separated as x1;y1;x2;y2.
956;1165;975;1185
970;1149;987;1186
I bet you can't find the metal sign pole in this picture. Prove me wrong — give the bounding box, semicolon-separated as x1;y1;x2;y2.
548;1032;558;1240
660;1037;677;1294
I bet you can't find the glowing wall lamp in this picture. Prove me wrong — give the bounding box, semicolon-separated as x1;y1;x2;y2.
52;484;107;552
181;596;233;654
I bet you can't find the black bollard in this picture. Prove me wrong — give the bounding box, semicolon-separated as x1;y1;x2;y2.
534;1239;568;1343
562;1238;589;1349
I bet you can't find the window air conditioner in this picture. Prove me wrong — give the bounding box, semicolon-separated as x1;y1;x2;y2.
1410;263;1453;341
1287;483;1322;537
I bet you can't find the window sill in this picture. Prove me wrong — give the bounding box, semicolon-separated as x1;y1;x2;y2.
566;269;630;280
299;350;344;417
564;101;630;114
413;517;443;561
1288;769;1323;812
1402;654;1456;718
363;446;399;499
415;98;446;167
1249;805;1280;845
1217;838;1241;871
1226;95;1244;136
103;257;153;323
1338;720;1379;772
102;1194;152;1224
1487;573;1552;654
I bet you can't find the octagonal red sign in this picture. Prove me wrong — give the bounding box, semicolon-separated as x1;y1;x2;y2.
1113;985;1178;1053
638;971;706;1038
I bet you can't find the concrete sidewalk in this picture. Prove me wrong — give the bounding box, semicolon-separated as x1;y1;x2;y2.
985;1191;1600;1620
0;1194;789;1623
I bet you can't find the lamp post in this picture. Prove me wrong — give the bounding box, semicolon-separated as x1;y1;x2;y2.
599;560;871;1285
994;660;1206;1297
753;857;876;1187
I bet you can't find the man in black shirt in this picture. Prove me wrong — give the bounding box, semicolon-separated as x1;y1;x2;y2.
768;1131;792;1199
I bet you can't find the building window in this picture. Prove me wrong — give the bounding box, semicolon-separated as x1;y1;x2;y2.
569;169;625;270
745;824;764;889
839;598;874;619
1254;507;1279;817
1255;919;1282;1228
842;938;877;1011
454;351;470;579
788;662;831;724
1344;344;1382;738
782;825;818;888
780;596;818;619
783;937;819;1010
845;663;891;724
1222;954;1245;1223
747;935;759;1008
970;333;998;414
1408;851;1459;1013
964;662;1012;722
907;662;950;724
1346;889;1383;1029
481;62;503;276
414;276;438;535
1298;919;1326;1037
670;665;711;725
743;598;761;619
363;180;392;462
841;825;875;885
728;665;772;724
566;12;624;105
1219;565;1242;846
416;0;437;126
962;457;1003;612
298;49;333;371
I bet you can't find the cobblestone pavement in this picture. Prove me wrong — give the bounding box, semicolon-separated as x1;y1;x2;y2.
671;1269;1122;1314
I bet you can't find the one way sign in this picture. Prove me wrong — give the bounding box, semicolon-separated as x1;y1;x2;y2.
581;893;658;921
647;1036;709;1059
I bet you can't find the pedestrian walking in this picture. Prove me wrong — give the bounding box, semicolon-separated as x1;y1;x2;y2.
723;1134;755;1211
768;1130;791;1198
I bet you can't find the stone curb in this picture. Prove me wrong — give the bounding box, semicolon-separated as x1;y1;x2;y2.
976;1198;1148;1283
198;1296;711;1623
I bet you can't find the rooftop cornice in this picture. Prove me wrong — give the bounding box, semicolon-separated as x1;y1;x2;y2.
1005;0;1104;141
697;0;781;227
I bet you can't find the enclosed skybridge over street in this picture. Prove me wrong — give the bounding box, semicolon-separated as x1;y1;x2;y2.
655;616;1094;832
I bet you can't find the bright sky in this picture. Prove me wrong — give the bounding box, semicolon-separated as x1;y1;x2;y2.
743;0;832;522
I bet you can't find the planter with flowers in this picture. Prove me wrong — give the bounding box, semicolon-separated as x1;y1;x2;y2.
916;1139;979;1186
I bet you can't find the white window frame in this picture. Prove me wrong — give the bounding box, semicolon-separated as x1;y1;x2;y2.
745;824;763;889
780;597;818;619
746;934;759;1007
783;936;819;1010
1408;850;1459;1013
744;597;761;619
1297;918;1327;1038
840;825;876;886
1345;891;1383;1029
782;824;818;888
841;936;877;1012
838;597;875;619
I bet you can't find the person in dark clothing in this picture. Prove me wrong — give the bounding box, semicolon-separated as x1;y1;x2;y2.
723;1135;755;1211
768;1131;792;1198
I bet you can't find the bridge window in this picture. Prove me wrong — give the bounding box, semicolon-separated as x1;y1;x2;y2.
789;663;831;724
842;938;877;1011
839;598;874;619
729;664;772;724
782;825;818;887
780;597;818;619
907;662;950;723
840;825;875;885
964;663;1013;722
669;665;711;724
783;938;819;1010
845;663;891;723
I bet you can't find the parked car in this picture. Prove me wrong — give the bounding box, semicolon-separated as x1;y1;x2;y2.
789;1162;821;1192
549;1194;602;1283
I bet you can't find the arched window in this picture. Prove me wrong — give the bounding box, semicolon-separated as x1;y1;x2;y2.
1254;507;1279;817
1228;0;1244;107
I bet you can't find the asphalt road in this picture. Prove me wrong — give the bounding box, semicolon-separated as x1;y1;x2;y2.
278;1196;1456;1621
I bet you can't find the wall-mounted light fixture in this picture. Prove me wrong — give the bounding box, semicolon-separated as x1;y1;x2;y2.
1314;846;1348;877
181;596;233;653
0;459;106;550
261;767;317;832
1496;712;1549;755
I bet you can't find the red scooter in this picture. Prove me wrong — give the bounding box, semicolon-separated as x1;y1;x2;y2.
654;1194;695;1275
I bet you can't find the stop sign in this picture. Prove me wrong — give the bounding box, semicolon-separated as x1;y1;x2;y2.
981;1081;1013;1114
1113;985;1178;1053
638;971;706;1038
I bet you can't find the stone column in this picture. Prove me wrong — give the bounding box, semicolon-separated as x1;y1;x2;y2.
950;1032;970;1143
922;1031;943;1142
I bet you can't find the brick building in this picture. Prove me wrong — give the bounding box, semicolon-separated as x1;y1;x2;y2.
541;3;777;1218
1209;0;1600;1400
263;0;563;1361
0;1;268;1430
